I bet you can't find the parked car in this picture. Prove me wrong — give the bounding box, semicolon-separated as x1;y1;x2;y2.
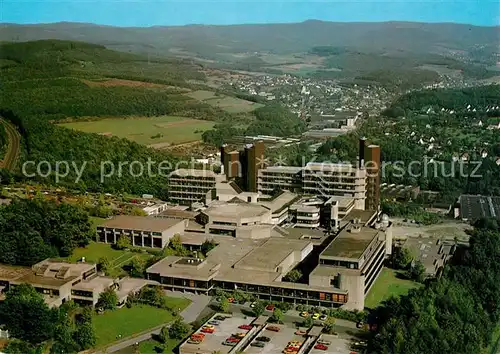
226;337;241;343
251;341;266;347
250;302;257;308
299;311;309;318
208;320;220;325
214;315;229;321
202;325;214;330
256;336;271;342
318;339;331;345
187;339;201;344
266;325;281;332
319;314;328;321
312;313;320;320
190;333;205;340
314;344;329;350
223;340;237;346
238;324;253;330
295;329;307;335
233;333;246;338
266;304;275;311
289;340;302;347
201;328;214;334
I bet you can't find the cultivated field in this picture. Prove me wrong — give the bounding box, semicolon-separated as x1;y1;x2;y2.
186;90;264;113
59;115;215;146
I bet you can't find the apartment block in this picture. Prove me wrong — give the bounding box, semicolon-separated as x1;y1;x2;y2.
97;215;186;248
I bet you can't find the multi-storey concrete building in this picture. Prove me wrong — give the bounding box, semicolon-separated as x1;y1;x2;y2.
257;166;303;194
169;169;218;205
97;215;186;248
257;138;381;212
302;162;367;209
144;199;392;310
221;141;265;193
309;210;392;309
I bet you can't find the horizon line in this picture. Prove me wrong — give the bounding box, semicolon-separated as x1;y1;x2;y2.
2;19;498;29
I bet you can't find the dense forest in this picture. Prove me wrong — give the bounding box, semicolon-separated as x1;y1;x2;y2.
0;40;233;196
0;198;92;266
369;219;500;354
202;104;307;145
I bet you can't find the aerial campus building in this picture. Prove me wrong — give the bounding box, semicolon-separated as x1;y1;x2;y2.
0;259;148;308
144;205;392;310
95;137;387;310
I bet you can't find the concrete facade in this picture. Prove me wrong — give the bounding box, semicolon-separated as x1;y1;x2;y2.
97;215;186;248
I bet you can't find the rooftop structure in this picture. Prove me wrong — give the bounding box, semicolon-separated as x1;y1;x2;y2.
458;194;500;221
98;215;183;232
97;215;186;249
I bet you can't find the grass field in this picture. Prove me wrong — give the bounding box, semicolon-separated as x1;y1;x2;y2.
65;241;151;277
59;115;215;146
186;90;264;113
93;302;190;347
364;268;422;309
139;337;181;354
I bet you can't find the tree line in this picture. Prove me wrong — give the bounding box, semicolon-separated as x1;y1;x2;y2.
0;198;92;266
202;104;307;145
369;219;500;354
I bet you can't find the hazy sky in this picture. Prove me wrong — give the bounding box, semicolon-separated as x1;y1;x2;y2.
3;0;499;27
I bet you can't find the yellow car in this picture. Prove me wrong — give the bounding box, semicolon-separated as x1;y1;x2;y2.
289;341;302;346
312;313;320;320
299;311;309;318
202;325;214;330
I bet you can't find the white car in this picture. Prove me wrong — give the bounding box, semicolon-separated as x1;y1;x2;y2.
250;302;257;308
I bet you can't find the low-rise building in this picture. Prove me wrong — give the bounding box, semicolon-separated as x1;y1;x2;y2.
97;215;186;248
0;259;117;307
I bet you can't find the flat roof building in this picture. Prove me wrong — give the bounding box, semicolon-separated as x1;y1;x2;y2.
146;208;392;310
97;215;186;248
0;259;146;308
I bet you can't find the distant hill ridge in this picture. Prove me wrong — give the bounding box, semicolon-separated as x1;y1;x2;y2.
1;20;498;58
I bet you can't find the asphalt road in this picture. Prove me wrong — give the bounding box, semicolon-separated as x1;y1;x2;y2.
0;119;20;171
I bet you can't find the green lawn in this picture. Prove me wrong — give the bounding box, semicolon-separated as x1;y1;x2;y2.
64;241;151;277
59;115;215;146
93;302;190;347
364;268;422;309
139;338;182;354
185;90;264;113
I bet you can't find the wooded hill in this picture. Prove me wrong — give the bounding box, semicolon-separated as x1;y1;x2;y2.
0;40;231;197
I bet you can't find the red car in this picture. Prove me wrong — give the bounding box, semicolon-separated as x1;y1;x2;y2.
226;337;241;343
266;304;275;311
314;344;328;350
239;324;253;330
201;328;215;334
266;325;280;332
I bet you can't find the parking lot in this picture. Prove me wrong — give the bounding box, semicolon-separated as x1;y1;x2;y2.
244;323;307;354
180;314;255;354
309;334;358;354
